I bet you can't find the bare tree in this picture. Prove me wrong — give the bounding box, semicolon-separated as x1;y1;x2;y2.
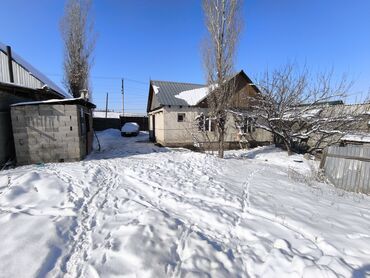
60;0;95;99
202;0;243;158
231;64;369;155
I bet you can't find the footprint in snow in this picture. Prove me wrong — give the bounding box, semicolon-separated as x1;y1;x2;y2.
101;253;107;264
104;232;111;240
200;176;210;182
273;238;291;253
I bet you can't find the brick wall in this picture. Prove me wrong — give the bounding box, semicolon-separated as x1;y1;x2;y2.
11;104;91;165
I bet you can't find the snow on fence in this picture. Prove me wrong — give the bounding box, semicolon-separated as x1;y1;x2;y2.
321;144;370;194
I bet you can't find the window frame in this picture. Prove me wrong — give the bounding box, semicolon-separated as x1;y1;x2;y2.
177;113;185;122
197;114;215;132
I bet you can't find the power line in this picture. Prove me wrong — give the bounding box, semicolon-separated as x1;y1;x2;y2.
92;90;147;94
45;73;148;85
92;92;147;97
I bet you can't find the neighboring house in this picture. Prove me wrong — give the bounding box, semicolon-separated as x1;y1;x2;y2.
341;133;370;145
0;42;71;166
267;100;370;152
304;102;370;151
338;104;370;145
147;70;272;149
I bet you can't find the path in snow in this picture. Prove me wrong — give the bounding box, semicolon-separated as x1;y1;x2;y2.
0;129;369;278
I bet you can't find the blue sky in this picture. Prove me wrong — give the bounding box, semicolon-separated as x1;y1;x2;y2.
1;0;369;113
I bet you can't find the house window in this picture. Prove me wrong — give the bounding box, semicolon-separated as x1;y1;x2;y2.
197;114;205;131
206;118;216;132
178;113;185;122
238;117;256;134
197;113;215;131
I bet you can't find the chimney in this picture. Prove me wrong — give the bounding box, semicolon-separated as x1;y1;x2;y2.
6;45;14;83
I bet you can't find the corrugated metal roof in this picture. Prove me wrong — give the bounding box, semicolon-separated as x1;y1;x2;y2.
0;42;70;98
151;80;205;106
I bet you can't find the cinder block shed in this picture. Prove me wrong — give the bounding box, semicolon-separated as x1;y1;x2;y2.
10;98;96;165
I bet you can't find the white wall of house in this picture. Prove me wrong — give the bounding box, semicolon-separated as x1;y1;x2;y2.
150;106;273;147
163;106;206;146
148;108;165;145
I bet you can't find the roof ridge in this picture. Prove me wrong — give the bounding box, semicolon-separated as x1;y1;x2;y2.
341;102;370;106
151;80;205;86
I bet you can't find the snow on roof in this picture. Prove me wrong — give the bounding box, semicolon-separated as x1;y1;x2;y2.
11;98;80;106
150;80;205;106
283;108;323;120
301;108;323;118
341;133;370;143
174;84;218;106
153;85;160;94
174;87;209;106
10;97;95;108
0;42;70;98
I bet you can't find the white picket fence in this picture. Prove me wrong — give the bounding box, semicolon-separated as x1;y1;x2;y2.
322;144;370;194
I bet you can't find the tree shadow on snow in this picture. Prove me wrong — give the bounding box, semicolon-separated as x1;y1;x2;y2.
224;145;279;160
352;264;370;278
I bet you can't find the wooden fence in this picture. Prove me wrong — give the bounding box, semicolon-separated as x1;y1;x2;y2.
321;144;370;194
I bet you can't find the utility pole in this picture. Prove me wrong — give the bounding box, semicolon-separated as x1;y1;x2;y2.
121;78;124;117
105;92;109;118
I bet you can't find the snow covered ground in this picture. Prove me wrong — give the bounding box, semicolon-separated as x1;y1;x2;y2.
0;129;369;278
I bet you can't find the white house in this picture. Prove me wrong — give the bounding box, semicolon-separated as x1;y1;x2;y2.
146;71;273;149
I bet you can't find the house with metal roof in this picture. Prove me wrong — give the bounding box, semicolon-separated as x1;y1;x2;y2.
146;71;273;149
0;42;71;166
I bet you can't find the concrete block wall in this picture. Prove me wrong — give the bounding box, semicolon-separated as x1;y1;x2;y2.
11;104;85;165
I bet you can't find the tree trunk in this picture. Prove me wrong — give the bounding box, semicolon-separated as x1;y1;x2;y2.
284;140;293;156
217;115;226;158
218;130;225;158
